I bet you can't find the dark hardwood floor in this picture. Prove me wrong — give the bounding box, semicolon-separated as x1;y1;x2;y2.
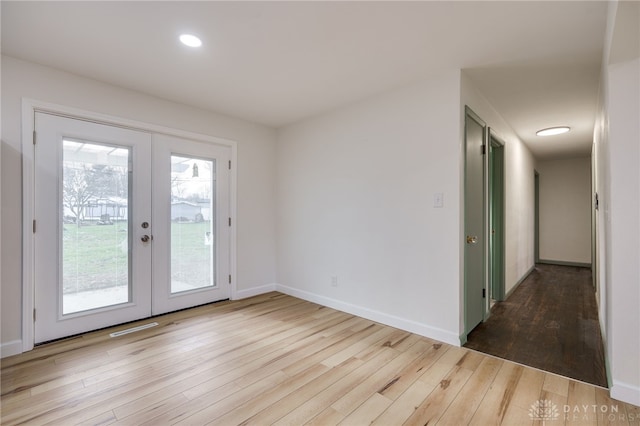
464;263;608;387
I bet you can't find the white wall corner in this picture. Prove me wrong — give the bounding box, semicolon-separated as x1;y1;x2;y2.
1;340;23;359
610;380;640;407
234;283;277;300
276;284;461;347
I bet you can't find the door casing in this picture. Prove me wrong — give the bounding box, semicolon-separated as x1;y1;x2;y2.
21;99;237;352
534;170;540;264
489;130;505;302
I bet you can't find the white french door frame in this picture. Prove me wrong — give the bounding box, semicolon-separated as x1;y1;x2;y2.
21;99;238;352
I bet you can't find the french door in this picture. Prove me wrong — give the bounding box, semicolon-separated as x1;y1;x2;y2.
33;112;230;343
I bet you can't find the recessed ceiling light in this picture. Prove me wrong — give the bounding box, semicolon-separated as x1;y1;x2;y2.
536;126;571;137
179;34;202;48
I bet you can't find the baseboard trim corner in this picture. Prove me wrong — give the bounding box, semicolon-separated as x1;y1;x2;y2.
610;380;640;406
504;265;536;300
1;340;23;359
275;284;460;347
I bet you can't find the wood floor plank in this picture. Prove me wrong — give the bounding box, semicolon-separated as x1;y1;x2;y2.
499;364;545;425
436;356;503;425
468;361;524;425
1;293;637;426
321;325;398;367
238;357;367;425
337;392;392;425
27;303;327;424
112;315;351;422
82;409;118;426
377;341;447;401
371;346;468;425
534;373;570;426
176;370;291;425
566;380;599;425
595;386;630;426
143;327;381;424
402;361;475;425
181;324;382;401
624;403;640;425
113;393;191;425
206;363;331;426
326;339;430;420
272;348;400;425
371;377;436;425
304;407;345;426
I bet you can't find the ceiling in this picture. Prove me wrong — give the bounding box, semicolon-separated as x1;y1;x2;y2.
1;1;608;159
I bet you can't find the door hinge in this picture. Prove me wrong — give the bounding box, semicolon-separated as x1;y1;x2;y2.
228;275;232;284
229;160;231;170
33;220;36;233
33;308;36;322
482;288;486;298
481;144;486;155
33;130;37;145
228;217;231;227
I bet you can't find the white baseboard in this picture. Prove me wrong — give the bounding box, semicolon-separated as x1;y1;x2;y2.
611;380;640;406
235;283;277;300
1;340;23;359
275;284;460;347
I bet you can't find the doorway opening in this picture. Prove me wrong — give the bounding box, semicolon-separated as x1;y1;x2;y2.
463;115;605;385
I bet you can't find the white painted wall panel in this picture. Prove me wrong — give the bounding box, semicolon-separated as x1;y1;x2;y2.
607;56;640;405
538;157;592;265
276;72;462;344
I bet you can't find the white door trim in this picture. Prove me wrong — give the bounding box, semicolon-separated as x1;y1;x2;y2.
21;98;238;353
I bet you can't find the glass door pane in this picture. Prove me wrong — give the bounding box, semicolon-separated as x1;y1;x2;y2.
151;133;230;315
34;111;152;344
62;140;131;314
170;155;216;293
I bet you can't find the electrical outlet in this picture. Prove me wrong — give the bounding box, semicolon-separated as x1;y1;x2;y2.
331;276;338;287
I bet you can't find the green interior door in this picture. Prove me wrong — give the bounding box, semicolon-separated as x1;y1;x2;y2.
464;107;486;334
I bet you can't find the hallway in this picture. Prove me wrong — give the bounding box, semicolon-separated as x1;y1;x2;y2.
464;264;607;387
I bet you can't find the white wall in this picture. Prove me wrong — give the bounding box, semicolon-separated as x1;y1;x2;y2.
606;56;640;406
593;0;640;406
1;56;278;355
537;157;592;265
276;71;463;345
461;72;537;295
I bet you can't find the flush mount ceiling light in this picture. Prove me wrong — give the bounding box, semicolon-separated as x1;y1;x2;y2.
536;126;571;137
179;34;202;48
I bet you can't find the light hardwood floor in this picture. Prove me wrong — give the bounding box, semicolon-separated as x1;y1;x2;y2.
1;292;638;425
